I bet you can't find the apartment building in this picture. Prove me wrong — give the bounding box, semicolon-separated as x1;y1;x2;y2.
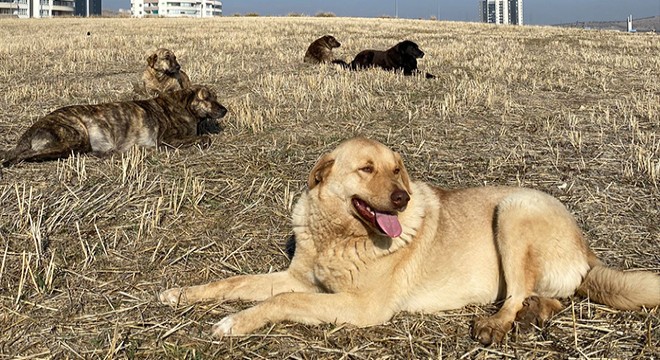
131;0;222;18
0;0;74;17
480;0;523;25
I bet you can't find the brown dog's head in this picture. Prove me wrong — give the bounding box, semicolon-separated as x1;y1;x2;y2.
170;86;228;122
322;35;341;49
396;40;425;59
308;138;412;238
147;48;182;75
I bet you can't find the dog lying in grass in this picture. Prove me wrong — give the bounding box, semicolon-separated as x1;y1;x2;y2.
159;137;659;344
334;40;435;79
303;35;342;64
142;48;192;95
138;48;222;135
1;86;227;166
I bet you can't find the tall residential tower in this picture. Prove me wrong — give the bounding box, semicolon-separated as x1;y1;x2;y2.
480;0;523;25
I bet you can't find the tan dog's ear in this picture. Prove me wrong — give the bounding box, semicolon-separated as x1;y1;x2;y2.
308;153;334;190
395;152;412;195
147;53;157;67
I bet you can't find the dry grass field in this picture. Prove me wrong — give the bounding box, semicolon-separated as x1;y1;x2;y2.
0;16;658;359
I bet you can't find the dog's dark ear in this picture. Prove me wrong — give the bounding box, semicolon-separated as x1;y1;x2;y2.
147;53;157;67
395;152;412;195
308;153;335;190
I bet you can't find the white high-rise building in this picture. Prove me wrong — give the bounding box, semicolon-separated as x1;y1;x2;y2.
480;0;523;25
0;0;75;18
131;0;222;18
626;15;634;32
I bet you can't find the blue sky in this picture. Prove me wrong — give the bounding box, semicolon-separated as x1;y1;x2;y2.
111;0;660;25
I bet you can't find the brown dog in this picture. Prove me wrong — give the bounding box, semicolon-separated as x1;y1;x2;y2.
303;35;341;64
1;86;227;166
142;48;192;95
334;40;435;79
159;138;659;344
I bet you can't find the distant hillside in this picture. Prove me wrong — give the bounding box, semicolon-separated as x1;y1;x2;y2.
556;15;659;32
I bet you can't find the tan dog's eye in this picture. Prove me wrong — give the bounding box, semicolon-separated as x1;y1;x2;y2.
359;166;374;174
394;168;400;175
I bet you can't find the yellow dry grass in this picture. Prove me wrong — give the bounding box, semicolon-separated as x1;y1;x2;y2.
0;16;658;358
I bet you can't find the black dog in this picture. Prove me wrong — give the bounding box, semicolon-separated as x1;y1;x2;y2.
333;40;435;79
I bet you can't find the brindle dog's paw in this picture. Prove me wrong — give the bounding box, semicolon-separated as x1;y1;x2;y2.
197;135;212;149
472;316;513;345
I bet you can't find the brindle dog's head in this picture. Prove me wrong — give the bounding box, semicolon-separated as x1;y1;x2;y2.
147;48;183;75
183;86;228;122
396;40;425;59
322;35;341;49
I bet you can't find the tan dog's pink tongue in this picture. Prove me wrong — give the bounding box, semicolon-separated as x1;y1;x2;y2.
375;212;402;238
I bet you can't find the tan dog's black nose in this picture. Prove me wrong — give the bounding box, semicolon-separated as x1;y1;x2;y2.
391;189;410;209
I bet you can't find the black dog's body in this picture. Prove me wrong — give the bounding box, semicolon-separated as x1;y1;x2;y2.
333;40;435;79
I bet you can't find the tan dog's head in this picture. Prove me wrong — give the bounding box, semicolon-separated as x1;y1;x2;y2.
308;138;412;238
147;48;182;75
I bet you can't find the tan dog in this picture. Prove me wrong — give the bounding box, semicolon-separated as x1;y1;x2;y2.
142;48;192;95
303;35;341;64
159;138;659;344
1;87;226;166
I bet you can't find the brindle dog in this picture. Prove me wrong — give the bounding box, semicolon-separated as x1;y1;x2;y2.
333;40;435;79
1;86;227;166
142;48;193;95
303;35;342;64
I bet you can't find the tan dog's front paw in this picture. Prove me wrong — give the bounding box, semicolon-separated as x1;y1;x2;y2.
472;316;512;345
159;287;185;306
211;310;266;337
211;315;237;337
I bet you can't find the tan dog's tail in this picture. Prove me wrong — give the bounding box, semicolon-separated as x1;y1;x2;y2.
577;263;660;310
